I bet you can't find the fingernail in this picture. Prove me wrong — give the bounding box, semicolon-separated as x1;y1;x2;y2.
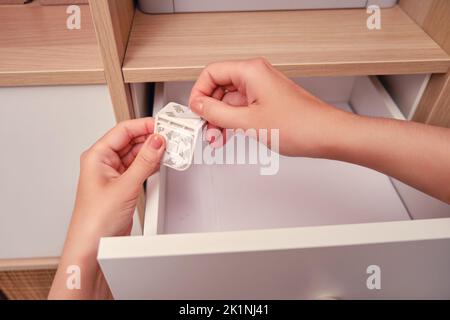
149;135;163;150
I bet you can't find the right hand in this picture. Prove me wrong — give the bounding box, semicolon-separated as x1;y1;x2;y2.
189;58;354;157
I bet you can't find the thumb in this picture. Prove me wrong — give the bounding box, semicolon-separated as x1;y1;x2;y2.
121;134;165;188
190;96;250;129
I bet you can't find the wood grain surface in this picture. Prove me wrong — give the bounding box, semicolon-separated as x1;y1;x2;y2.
0;4;105;86
123;6;450;82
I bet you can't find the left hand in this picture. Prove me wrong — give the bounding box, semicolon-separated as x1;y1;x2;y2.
72;117;165;240
49;117;165;300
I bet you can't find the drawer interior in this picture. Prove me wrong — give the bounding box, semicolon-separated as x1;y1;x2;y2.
378;74;430;120
138;0;397;14
144;76;450;236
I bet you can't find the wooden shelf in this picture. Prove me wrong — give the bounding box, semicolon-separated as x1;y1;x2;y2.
123;6;450;83
0;4;105;86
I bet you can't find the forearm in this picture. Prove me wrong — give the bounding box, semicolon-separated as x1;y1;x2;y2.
46;118;163;300
48;223;111;300
324;113;450;204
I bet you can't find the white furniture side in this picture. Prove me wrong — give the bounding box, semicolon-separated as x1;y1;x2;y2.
0;85;116;259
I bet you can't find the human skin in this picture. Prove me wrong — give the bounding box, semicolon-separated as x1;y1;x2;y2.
189;58;450;204
49;58;450;300
48;119;165;299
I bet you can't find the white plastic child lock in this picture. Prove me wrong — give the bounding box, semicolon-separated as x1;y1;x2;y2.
155;102;206;171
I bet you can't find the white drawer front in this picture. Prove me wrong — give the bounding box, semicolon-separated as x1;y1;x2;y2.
99;219;450;299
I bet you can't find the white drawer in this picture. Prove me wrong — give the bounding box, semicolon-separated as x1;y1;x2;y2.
98;76;450;299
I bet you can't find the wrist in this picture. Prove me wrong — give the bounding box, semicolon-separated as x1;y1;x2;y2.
53;236;106;300
317;109;364;161
50;214;111;300
62;209;106;265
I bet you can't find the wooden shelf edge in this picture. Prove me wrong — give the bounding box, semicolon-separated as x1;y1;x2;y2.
0;257;59;272
122;7;450;82
123;60;450;83
0;70;106;87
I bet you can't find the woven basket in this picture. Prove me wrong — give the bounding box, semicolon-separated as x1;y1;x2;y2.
0;269;56;300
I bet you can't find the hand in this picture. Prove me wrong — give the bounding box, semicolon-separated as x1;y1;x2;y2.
72;117;165;240
191;58;450;204
49;118;165;299
189;58;353;157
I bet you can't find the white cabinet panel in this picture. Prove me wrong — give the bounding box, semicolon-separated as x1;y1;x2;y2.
0;85;116;259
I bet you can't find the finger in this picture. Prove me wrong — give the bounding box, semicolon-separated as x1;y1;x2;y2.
208;90;247;147
205;88;245;144
118;144;134;158
97;118;155;153
206;123;221;143
121;143;144;168
222;91;248;106
205;126;223;147
212;86;226;100
207;128;232;149
117;163;126;175
120;134;165;188
118;134;149;158
191;96;251;129
189;60;247;107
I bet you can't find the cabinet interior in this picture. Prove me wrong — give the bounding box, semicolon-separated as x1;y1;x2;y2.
138;75;450;236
